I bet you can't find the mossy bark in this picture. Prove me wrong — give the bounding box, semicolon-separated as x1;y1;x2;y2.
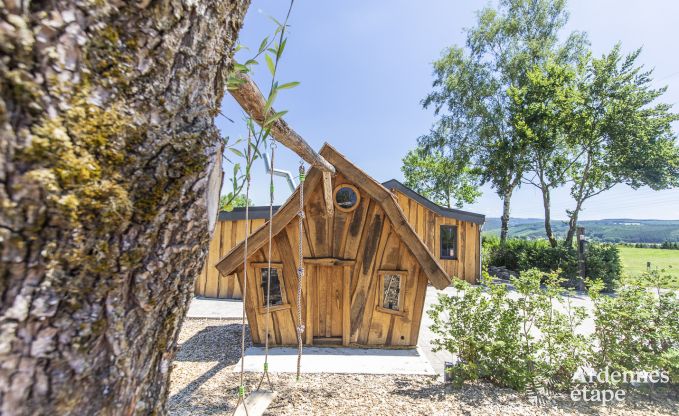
0;1;249;414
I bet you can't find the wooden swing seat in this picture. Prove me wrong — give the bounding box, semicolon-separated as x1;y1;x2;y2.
233;391;277;416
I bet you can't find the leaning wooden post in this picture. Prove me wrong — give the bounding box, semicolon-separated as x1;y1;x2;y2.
228;72;335;174
577;226;586;291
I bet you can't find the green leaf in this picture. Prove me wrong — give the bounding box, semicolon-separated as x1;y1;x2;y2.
277;38;287;59
264;110;288;127
250;141;262;159
258;36;269;54
233;63;248;72
229;147;244;158
265;54;275;76
263;89;278;114
226;76;245;91
277;81;300;90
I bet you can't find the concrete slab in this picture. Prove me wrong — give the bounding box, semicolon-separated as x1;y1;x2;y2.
189;283;598;378
418;286;453;378
187;297;244;319
233;346;436;375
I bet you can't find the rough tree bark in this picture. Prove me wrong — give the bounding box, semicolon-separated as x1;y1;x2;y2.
0;1;249;414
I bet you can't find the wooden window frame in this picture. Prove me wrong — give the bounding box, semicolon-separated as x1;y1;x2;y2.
376;270;408;316
252;262;290;313
333;184;361;213
439;224;458;260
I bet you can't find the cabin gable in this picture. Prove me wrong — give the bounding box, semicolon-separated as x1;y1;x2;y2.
228;171;430;347
214;145;453;347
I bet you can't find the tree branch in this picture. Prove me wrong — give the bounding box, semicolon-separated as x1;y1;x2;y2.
229;72;336;174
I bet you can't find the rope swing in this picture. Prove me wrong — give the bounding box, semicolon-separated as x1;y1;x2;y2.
232;142;307;416
234;133;253;415
256;139;277;392
296;162;306;381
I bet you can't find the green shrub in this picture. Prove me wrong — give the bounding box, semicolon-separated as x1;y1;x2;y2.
482;237;621;290
429;269;588;391
585;243;622;290
430;268;677;392
428;274;524;388
589;271;679;383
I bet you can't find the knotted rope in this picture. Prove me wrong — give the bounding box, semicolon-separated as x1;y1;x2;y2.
296;162;306;381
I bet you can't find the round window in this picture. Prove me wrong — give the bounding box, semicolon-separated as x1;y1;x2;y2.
333;185;360;212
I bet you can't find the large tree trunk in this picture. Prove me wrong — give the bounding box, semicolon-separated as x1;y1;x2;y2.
0;1;249;414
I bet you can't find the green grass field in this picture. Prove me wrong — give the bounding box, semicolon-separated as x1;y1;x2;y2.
618;246;679;288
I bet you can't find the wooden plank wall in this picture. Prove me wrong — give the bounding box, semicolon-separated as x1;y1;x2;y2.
194;218;266;299
393;190;480;283
237;173;429;347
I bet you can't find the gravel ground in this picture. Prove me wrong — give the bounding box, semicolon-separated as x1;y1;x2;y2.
168;319;678;415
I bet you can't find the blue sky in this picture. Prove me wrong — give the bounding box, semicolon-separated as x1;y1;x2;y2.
219;0;679;220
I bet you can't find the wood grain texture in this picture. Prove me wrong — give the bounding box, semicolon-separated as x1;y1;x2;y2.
322;171;334;217
216;167;321;276
319;145;451;289
392;190;481;283
211;144;465;347
229;72;335;174
194;217;270;299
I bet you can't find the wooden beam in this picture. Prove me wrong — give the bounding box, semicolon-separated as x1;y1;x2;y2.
215;167;322;276
320;144;451;290
306;265;314;345
304;257;355;266
229;72;335;174
342;266;351;346
322;171;334;217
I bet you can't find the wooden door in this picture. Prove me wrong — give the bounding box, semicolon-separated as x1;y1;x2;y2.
311;265;345;343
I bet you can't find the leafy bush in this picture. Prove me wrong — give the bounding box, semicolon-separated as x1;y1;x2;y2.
429;270;588;391
430;268;679;392
428;275;523;388
589;270;679;383
483;237;622;290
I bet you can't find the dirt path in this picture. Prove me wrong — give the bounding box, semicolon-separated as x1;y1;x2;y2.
168;319;677;415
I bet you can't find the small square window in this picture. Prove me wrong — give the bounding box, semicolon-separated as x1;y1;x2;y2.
440;225;457;260
382;274;402;310
259;266;284;307
377;270;407;315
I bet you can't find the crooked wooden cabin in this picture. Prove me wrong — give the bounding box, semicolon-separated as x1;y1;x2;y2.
195;163;484;301
210;144;484;348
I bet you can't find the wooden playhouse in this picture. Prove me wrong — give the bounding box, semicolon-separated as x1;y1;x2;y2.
195;162;484;301
211;144;484;348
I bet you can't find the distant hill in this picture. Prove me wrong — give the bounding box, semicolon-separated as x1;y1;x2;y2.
483;218;679;243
